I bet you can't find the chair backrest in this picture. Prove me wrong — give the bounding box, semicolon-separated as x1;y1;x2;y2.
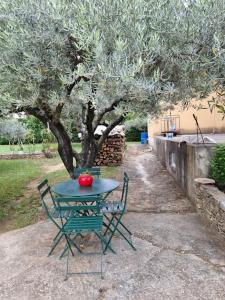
74;167;101;179
37;179;56;216
120;172;129;212
55;195;102;218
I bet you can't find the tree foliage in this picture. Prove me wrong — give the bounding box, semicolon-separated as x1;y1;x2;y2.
210;145;225;185
0;119;27;146
0;0;225;174
25;116;45;143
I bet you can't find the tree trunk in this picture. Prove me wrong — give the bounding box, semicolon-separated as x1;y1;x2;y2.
80;132;90;167
49;121;75;177
80;131;99;168
85;139;98;167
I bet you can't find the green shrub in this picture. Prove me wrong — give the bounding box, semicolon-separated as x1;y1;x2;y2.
0;137;8;145
210;145;225;185
24;116;45;143
125;127;142;141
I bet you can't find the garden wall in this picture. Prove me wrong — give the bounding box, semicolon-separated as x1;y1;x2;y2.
94;135;125;166
195;180;225;239
153;137;216;200
0;153;46;160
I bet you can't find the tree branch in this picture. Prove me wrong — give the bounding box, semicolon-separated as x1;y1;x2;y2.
72;149;81;166
93;98;124;131
13;105;49;125
66;75;89;96
53;101;65;122
98;115;125;149
86;101;95;135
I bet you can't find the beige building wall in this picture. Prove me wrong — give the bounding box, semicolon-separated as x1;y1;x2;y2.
148;97;225;138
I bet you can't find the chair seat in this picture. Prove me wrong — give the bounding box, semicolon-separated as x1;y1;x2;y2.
63;216;103;233
100;201;124;213
50;207;71;218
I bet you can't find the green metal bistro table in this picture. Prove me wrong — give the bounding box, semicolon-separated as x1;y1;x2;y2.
51;178;120;197
51;178;119;261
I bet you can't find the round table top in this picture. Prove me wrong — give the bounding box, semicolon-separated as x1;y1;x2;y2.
52;178;120;197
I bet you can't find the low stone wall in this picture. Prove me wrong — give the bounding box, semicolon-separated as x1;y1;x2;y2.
0;153;46;160
94;135;125;166
195;179;225;239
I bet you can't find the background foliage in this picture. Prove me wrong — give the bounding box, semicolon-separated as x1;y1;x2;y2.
125;127;143;142
0;119;27;147
210;145;225;185
24;116;45;143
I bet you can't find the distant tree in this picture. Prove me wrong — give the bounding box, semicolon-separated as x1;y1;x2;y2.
0;0;225;176
0;119;27;148
25;116;45;143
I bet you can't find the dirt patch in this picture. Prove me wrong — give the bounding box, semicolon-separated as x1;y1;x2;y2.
42;163;65;174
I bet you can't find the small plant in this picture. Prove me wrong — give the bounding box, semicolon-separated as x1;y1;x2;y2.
210;145;225;186
41;129;55;157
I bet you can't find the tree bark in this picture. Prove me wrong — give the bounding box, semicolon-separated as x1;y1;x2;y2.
85;138;98;167
21;106;76;177
80;132;90;167
48;121;75;177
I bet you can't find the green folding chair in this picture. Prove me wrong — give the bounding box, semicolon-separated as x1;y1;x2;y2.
37;179;79;256
74;167;101;179
55;195;114;279
100;172;136;253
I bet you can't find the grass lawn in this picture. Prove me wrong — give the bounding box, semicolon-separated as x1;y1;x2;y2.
0;155;119;232
0;142;137;232
0;160;42;222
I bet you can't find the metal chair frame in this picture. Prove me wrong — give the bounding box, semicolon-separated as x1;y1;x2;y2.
37;179;79;256
74;167;101;179
55;195;114;279
101;172;136;253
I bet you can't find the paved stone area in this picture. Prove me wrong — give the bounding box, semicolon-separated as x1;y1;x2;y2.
120;145;194;213
0;145;225;300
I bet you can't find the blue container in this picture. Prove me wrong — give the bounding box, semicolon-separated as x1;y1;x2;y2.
141;132;148;144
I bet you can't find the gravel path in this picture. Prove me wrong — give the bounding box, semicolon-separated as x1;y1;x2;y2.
121;145;194;213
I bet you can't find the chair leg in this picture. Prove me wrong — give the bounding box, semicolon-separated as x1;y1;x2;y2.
95;232;116;254
100;238;104;279
115;215;132;236
103;214;136;252
53;228;63;242
113;225;136;251
64;233;75;257
59;234;82;259
52;216;69;241
103;214;115;236
48;232;64;256
64;249;70;281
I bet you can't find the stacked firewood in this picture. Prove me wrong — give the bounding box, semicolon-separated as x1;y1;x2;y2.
94;135;125;166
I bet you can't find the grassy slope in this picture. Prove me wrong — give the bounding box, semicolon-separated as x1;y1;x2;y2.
0;157;119;232
0;142;137;231
0;160;41;220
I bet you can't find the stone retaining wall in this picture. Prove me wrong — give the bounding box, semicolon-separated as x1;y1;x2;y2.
0;153;46;160
195;180;225;239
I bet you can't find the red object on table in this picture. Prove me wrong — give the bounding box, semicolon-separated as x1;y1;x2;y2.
78;174;94;187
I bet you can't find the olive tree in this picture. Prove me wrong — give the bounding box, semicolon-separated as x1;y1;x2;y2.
0;0;225;176
0;119;27;148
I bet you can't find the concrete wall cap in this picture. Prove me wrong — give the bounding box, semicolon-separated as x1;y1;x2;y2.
194;178;215;185
219;200;225;211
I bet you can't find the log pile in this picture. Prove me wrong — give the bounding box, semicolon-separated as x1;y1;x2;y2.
94;134;125;166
